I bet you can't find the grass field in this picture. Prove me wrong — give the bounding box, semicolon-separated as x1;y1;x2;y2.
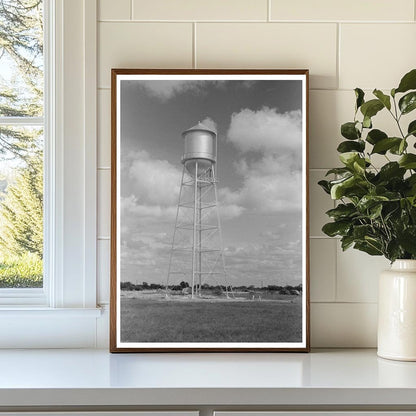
120;293;302;343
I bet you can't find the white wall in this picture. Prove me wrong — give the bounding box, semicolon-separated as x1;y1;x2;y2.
96;0;416;348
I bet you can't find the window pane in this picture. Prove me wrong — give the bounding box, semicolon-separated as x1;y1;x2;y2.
0;0;44;117
0;126;43;288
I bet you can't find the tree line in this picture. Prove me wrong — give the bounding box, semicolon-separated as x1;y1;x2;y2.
121;281;302;295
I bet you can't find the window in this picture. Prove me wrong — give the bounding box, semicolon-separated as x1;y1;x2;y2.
0;0;45;296
0;0;100;351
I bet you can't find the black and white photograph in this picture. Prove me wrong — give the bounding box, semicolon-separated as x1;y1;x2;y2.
110;69;309;352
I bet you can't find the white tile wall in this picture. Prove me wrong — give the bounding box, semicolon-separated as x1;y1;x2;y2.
339;24;416;90
99;0;131;21
97;239;110;305
96;0;416;347
132;0;268;21
271;0;414;22
98;89;111;168
97;169;111;239
310;239;336;302
98;22;193;88
336;246;389;303
311;303;378;347
309;90;352;169
196;23;338;89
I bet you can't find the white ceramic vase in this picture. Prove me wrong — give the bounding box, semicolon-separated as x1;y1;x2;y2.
378;259;416;361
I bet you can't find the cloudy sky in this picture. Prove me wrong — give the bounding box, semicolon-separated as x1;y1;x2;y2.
119;78;304;287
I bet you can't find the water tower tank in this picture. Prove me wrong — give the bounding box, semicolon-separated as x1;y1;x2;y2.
182;122;216;176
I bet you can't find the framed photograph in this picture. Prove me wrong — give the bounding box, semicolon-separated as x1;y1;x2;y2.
110;69;310;352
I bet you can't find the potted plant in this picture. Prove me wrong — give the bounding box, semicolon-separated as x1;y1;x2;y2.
319;68;416;361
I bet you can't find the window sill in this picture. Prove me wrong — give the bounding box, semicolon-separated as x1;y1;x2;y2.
0;307;105;348
0;288;47;306
0;306;102;317
0;349;415;410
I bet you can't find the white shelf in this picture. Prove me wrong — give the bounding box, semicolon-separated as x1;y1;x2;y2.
0;349;416;408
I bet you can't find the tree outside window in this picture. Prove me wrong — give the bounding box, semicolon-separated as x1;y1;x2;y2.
0;0;44;288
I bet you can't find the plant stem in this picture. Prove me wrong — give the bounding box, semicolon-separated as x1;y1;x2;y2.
389;98;406;139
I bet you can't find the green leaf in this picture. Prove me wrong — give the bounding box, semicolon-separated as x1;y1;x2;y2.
373;89;391;110
360;99;384;119
341;235;355;251
322;221;351;237
366;129;387;145
325;167;351;176
353;224;373;239
337;140;365;153
399;139;407;154
365;236;384;251
357;195;389;211
398;227;416;255
399;154;416;169
395;69;416;94
353;158;366;174
341;122;360;140
391;88;396;97
386;240;402;262
354;241;383;256
389;139;407;155
330;176;354;199
362;115;372;129
369;203;383;220
339;151;360;166
399;91;416;115
371;137;402;154
355;88;365;110
326;203;356;220
405;175;416;197
407;120;416;137
318;180;331;194
378;162;406;181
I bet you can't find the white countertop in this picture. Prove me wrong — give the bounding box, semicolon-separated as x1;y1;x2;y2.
0;348;416;407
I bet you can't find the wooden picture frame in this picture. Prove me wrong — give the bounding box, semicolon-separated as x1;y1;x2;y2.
110;69;310;352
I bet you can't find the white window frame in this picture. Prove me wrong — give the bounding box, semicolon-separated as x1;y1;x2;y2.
0;0;101;348
0;2;47;305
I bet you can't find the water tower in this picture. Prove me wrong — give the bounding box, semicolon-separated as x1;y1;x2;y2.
166;122;230;298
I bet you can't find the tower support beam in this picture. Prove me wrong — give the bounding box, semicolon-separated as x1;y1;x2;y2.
191;161;198;298
166;122;232;298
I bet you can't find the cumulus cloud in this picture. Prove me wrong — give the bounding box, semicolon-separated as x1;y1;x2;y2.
120;231;171;282
227;107;302;153
121;194;177;222
127;150;182;206
200;117;217;133
134;80;202;101
218;203;245;219
135;80;225;101
220;153;302;214
221;106;304;214
122;148;246;224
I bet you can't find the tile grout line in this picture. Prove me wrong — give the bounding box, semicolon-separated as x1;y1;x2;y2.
336;22;340;90
333;231;338;303
310;235;339;239
193;22;197;68
98;19;415;24
130;0;133;20
311;301;378;305
267;0;271;22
